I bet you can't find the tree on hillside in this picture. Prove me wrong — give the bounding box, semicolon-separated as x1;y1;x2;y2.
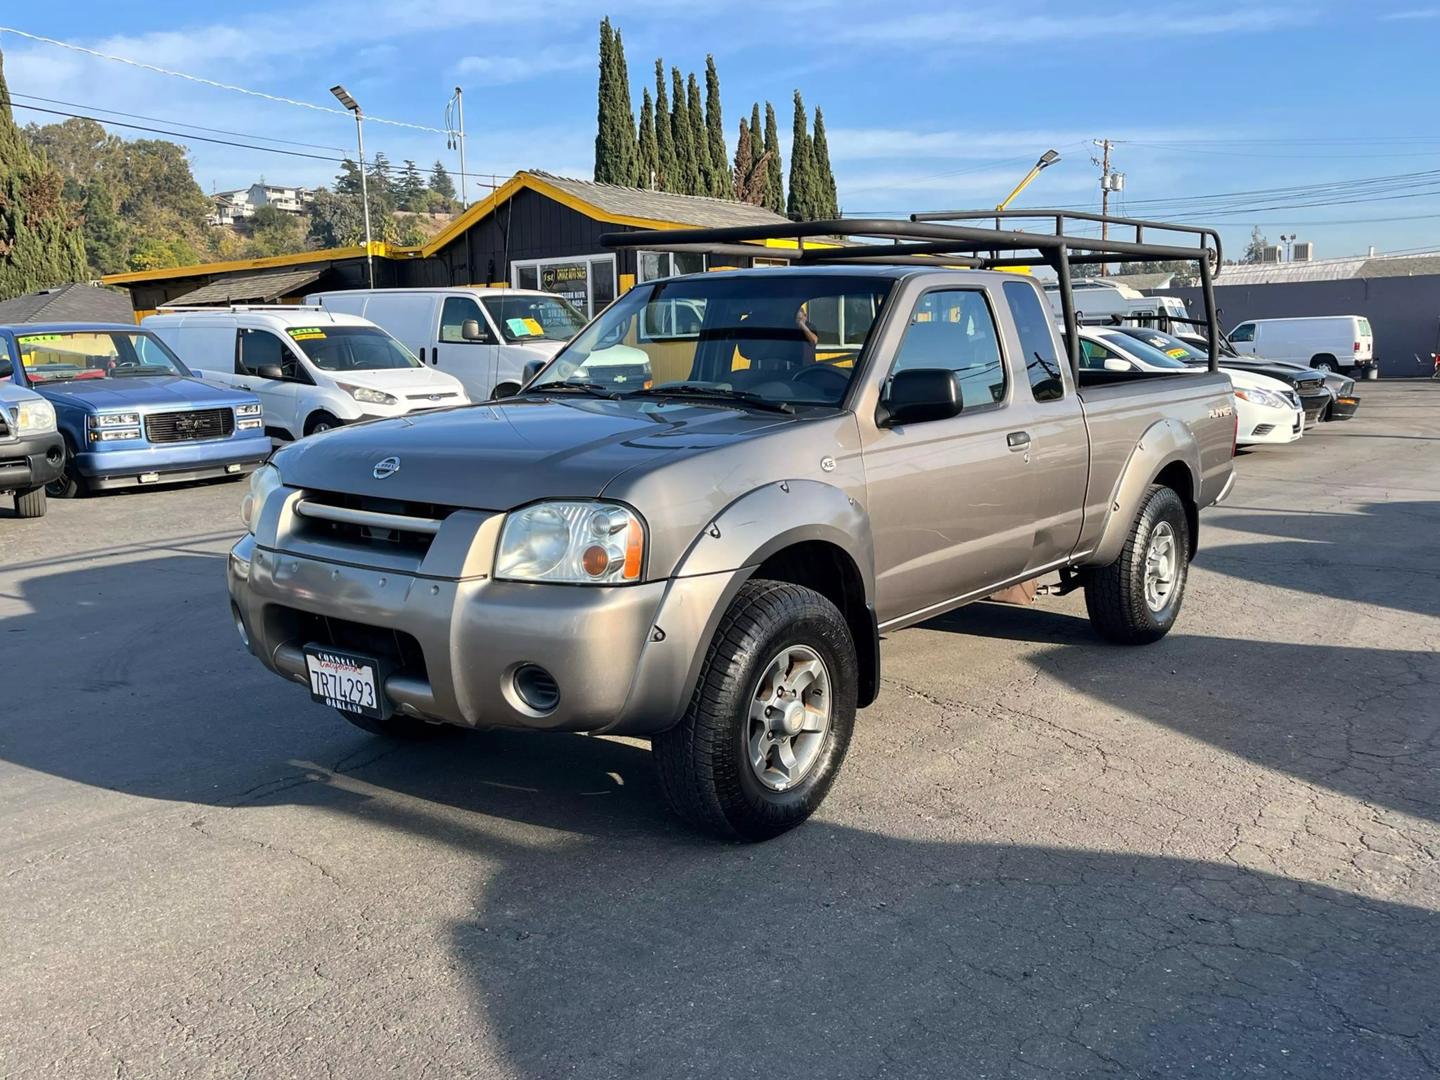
396;159;426;211
366;152;394;206
1242;226;1268;264
335;158;363;196
686;72;712;197
308;186;400;248
703;55;728;199
637;88;658;190
428;160;457;203
654;61;677;192
594;17;639;185
247;203;305;257
787;92;816;220
812;107;838;218
762;102;784;214
670;67;700;195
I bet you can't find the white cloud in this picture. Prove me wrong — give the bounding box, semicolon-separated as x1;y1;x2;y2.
456;48;592;85
1379;6;1440;17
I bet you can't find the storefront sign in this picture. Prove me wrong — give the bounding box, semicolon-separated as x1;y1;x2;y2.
540;263;589;310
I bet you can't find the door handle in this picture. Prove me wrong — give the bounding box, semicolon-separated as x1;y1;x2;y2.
237;384;252;391
1006;431;1031;451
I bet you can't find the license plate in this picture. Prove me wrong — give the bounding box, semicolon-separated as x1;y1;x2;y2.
138;471;160;484
304;646;385;718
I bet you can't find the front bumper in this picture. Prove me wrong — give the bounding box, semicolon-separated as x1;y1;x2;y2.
0;430;65;491
228;533;743;736
1327;395;1360;421
1297;391;1329;425
75;436;270;488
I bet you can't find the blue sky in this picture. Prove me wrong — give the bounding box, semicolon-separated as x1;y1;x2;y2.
5;2;1440;260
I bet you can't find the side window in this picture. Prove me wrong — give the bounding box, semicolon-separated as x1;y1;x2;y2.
891;289;1006;408
1230;323;1255;343
0;337;12;380
439;296;488;343
1004;280;1064;402
1079;339;1117;370
238;329;300;379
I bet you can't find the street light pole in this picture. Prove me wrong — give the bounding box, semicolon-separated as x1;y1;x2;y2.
331;85;374;287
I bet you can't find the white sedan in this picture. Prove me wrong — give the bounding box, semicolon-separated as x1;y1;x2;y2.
1078;327;1303;447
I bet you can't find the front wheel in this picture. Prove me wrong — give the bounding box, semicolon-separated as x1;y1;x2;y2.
304;412;341;436
45;444;84;499
653;580;858;841
1084;484;1190;645
13;486;47;518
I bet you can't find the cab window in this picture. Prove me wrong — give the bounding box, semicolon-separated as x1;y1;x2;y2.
237;329;303;380
1230;323;1255;342
1004;280;1064;402
890;289;1006;408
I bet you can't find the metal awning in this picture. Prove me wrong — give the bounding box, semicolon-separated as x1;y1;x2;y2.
166;267;324;306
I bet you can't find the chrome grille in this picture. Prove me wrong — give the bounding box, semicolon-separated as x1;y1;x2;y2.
145;408;234;443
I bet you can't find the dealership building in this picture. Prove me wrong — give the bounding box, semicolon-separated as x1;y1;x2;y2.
104;171;791;318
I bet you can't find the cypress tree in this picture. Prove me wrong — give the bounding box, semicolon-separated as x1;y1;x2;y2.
762;102;784;215
787;91;814;220
671;67;700;195
704;55;729;199
654;60;677;192
593;18;637;185
593;18;616;182
637;88;658;190
612;29;639;185
732;118;758;204
686;72;711;197
812;107;838;217
0;50;86;297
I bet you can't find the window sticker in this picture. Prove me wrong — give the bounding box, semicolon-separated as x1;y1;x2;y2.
505;317;539;337
287;327;327;341
16;334;62;344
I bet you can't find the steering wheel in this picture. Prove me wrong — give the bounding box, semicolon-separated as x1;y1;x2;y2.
790;364;850;398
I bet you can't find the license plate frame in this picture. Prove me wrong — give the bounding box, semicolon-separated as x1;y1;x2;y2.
303;644;389;719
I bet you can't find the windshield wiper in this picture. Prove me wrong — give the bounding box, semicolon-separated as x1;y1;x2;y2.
517;381;621;400
625;384;794;414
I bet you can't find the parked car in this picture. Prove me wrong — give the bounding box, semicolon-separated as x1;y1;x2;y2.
304;287;610;401
1078;328;1304;447
230;236;1237;840
0;323;269;497
1161;327;1359;422
1106;325;1335;426
145;307;469;440
0;376;64;517
1228;315;1375;376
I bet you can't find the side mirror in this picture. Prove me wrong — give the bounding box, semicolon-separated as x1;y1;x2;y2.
0;357;12;379
521;358;546;385
878;368;964;427
1102;358;1133;373
256;364;285;380
461;319;486;342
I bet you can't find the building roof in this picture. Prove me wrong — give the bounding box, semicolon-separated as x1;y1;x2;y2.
1212;249;1440;286
0;283;136;324
1099;271;1176;291
166;267;325;306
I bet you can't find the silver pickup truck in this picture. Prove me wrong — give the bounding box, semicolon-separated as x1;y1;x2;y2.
228;212;1236;841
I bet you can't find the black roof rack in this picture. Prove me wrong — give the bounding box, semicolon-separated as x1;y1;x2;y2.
600;209;1221;376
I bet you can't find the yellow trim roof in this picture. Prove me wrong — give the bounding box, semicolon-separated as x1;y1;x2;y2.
102;244;380;286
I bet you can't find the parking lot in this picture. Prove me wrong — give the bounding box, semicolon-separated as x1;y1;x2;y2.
2;380;1436;1078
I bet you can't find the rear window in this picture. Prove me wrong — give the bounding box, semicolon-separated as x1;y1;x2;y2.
1004;280;1065;402
1358;318;1372;336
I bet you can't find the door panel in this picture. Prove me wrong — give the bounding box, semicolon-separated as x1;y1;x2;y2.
236;329;302;435
434;295;498;398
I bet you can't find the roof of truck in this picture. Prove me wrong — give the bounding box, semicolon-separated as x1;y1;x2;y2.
143;307;375;328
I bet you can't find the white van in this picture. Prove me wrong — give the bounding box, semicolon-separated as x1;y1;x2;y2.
305;287;593;400
143;307;469;439
1227;315;1375;374
1042;278;1189;328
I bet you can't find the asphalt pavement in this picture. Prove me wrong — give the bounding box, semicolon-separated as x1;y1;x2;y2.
3;381;1437;1079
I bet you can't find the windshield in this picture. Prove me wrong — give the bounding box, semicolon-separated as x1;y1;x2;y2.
1096;330;1190;369
15;330;189;383
530;273;894;408
1114;327;1208;363
483;295;586;343
286;325;420;371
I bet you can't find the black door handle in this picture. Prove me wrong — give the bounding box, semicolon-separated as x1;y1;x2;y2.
1007;431;1031;450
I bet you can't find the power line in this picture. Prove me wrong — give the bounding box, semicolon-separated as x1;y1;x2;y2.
0;25;446;134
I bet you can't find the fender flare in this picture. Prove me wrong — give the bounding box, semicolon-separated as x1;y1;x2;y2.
1089;418;1201;567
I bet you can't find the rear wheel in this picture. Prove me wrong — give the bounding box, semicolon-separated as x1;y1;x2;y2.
1312;354;1337;372
653;580;857;841
13;486;47;518
1085;484;1190;645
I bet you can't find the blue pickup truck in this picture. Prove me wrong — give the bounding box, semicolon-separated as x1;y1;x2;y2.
0;323;270;497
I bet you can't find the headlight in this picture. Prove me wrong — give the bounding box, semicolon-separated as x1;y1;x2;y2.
337;383;397;406
1234;387;1288;411
235;402;263;417
240;463;283;534
91;411;141;428
495;500;645;584
13;399;56;434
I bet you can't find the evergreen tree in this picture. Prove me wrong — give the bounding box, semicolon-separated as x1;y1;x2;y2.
0;50;86;297
593;18;638;185
811;107;838;217
671;67;700;195
637;88;658;190
787;91;815;220
654;60;677;192
762;101;784;214
1243;226;1268;264
397;159;426;211
612;29;639;185
335;158;364;196
732;118;760;204
428;160;457;202
366;152;394;207
686;72;711;197
704;55;729;199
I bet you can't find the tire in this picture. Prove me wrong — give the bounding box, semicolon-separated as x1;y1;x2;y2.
45;443;84;499
13;486;47;518
1084;484;1190;645
1312;355;1336;373
304;412;341;436
653;580;858;842
337;708;449;739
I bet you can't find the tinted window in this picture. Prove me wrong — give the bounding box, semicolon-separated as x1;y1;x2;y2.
1080;338;1123;370
1230;323;1255;342
288;325;420;371
439;296;488;343
238;329;302;379
15;330;188;383
1094;330;1188;369
892;289;1005;408
1004;280;1064;402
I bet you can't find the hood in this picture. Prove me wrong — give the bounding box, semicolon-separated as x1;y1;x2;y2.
500;339;566;358
273;397;801;510
328;366;465;394
34;375;256;412
1225;369;1294;395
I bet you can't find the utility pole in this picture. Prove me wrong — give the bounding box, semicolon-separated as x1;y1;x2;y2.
1092;139;1123;275
447;87;469;209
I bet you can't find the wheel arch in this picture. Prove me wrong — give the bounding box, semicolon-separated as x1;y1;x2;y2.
1089;419;1201;566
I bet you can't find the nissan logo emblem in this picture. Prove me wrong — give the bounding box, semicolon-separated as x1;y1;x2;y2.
372;456;401;480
